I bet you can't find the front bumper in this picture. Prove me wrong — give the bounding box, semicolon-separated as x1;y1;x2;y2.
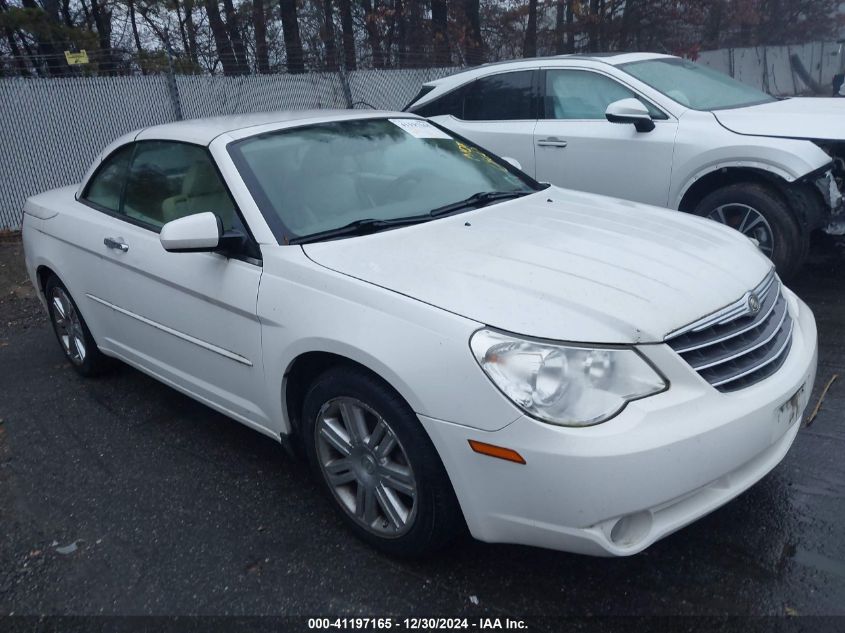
421;290;818;556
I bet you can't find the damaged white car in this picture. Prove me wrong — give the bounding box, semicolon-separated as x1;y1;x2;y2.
23;111;818;557
406;53;845;278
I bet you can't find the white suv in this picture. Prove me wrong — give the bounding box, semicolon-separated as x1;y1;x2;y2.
406;53;845;278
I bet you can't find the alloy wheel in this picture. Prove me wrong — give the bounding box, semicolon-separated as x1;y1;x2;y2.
49;286;86;365
708;203;775;258
315;397;418;537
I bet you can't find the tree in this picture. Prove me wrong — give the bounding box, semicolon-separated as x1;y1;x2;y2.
360;0;385;67
757;0;836;46
0;0;31;74
390;0;406;66
127;0;143;57
279;0;304;72
457;0;482;65
205;0;241;74
565;0;575;53
183;0;198;63
523;0;537;57
406;0;425;67
587;0;600;52
431;0;448;64
320;0;338;70
16;0;66;75
695;0;719;48
0;0;839;77
338;0;354;69
619;0;639;49
253;0;269;72
221;0;248;72
88;0;114;72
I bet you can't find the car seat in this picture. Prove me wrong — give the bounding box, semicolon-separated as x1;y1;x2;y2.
161;161;235;228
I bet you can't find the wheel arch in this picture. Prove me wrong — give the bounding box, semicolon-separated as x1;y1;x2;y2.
677;166;789;214
282;349;418;442
35;264;58;297
35;264;109;346
676;165;828;231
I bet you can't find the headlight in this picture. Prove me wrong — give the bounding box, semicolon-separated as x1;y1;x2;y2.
470;329;667;427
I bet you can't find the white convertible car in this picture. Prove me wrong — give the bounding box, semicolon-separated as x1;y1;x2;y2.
23;110;817;557
405;53;845;278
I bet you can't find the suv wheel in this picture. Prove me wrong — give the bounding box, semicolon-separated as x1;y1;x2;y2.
692;183;807;279
301;366;463;557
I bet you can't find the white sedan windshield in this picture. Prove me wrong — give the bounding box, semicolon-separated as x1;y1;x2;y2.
622;58;776;111
228;118;535;241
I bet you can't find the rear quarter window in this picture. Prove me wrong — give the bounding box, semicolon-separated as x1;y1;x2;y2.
411;86;466;118
82;145;134;212
411;71;538;121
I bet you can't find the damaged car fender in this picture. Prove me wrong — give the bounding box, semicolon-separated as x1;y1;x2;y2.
670;120;834;211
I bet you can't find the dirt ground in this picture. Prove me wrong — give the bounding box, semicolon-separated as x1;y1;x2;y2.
0;236;44;340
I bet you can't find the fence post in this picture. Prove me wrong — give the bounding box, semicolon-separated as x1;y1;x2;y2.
165;44;183;121
337;63;354;109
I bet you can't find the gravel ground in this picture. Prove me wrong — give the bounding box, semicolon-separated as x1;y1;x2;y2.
0;232;844;626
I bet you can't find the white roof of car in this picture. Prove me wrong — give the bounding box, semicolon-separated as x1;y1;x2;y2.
423;52;674;89
133;109;412;145
78;109;415;196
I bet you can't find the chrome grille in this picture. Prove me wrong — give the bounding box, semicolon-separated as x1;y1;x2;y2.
666;269;794;392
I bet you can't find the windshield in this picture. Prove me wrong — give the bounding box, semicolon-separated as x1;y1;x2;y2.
228;118;536;242
621;58;776;111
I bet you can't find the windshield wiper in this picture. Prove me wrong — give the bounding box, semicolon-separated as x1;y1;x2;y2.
290;216;430;245
428;190;531;218
291;190;535;244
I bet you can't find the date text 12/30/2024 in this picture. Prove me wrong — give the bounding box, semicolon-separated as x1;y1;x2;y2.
308;618;528;630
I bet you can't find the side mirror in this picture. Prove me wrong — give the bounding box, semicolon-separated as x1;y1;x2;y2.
160;212;221;253
501;156;523;171
605;98;655;133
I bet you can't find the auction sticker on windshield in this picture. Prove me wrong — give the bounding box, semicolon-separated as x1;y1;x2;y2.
390;118;452;140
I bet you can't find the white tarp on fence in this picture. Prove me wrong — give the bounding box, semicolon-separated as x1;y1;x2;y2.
698;41;840;96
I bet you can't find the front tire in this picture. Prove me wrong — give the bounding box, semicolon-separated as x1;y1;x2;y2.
45;275;111;377
692;183;807;279
301;366;463;557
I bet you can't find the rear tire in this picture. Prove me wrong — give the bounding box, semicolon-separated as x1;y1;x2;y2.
301;366;463;557
692;183;806;280
45;275;112;377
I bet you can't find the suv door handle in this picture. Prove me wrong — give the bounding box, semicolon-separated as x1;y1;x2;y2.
537;138;568;148
103;237;129;253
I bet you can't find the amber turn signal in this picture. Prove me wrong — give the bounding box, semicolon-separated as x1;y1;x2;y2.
468;440;526;464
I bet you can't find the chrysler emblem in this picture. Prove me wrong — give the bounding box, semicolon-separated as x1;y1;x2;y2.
748;293;761;314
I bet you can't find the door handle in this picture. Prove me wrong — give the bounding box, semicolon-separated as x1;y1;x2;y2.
536;138;568;148
103;237;129;253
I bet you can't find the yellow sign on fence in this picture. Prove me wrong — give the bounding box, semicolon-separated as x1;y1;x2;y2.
64;50;89;65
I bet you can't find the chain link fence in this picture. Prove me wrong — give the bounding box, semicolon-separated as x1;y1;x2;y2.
0;65;457;231
1;39;841;231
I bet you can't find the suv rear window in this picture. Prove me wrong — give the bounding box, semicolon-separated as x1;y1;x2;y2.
464;71;536;121
411;70;537;121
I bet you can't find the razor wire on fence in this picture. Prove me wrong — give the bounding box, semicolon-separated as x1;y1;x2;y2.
0;39;841;231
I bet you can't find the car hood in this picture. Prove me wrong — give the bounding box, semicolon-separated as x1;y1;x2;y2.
713;98;845;141
302;189;773;343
